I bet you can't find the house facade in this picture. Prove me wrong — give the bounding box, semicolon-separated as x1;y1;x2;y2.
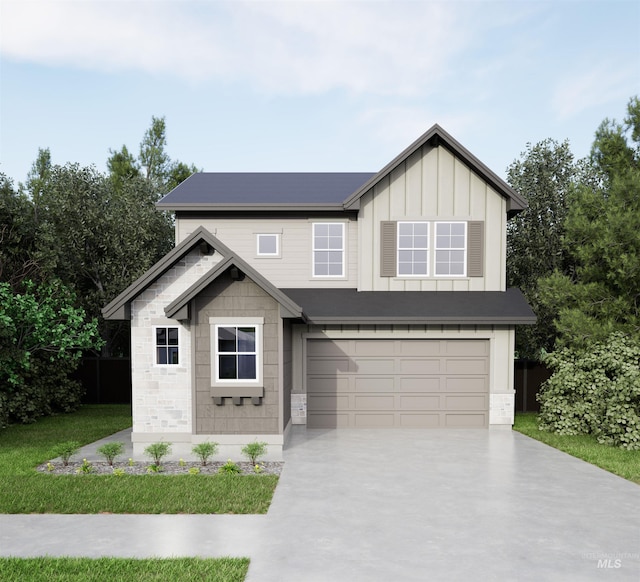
103;125;535;459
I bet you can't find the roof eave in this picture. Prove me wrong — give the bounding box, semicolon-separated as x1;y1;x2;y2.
156;203;350;213
305;316;537;325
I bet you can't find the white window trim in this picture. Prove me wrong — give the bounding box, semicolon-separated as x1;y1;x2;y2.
397;221;429;277
312;222;346;278
434;221;467;277
256;233;280;258
152;325;181;367
209;317;264;388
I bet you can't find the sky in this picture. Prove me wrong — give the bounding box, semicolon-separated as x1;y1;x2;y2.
0;0;639;187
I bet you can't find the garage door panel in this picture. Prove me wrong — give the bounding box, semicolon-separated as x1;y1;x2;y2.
307;339;489;429
400;377;442;392
444;413;487;428
308;340;350;356
307;357;351;374
398;340;441;356
308;413;350;429
354;395;395;410
354;340;396;356
444;358;488;375
399;359;441;374
399;414;442;428
443;377;487;392
444;394;487;411
354;377;395;392
308;394;350;410
307;377;350;393
399;395;441;409
354;414;395;428
353;358;395;375
444;340;489;356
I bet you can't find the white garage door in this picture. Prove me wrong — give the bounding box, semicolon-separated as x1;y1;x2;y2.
306;339;489;428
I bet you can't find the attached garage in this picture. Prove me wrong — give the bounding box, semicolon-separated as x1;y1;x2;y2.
306;339;489;429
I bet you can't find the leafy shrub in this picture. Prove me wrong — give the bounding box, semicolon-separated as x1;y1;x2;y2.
51;441;81;466
192;441;219;466
218;460;241;475
241;441;267;464
144;442;172;465
97;442;124;465
538;333;640;449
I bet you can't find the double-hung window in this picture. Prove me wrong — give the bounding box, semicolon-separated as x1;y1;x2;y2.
397;221;429;276
435;222;466;276
313;222;344;277
155;326;179;365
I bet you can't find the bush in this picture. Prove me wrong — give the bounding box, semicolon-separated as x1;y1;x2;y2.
51;441;81;466
218;460;241;475
191;441;218;466
97;442;125;465
538;333;640;449
241;441;268;464
144;442;172;465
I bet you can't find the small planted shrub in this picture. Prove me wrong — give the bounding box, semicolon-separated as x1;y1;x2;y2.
188;467;200;475
218;459;241;475
144;442;172;465
241;441;268;465
51;441;81;466
76;458;93;474
112;468;126;476
96;442;124;466
192;441;219;466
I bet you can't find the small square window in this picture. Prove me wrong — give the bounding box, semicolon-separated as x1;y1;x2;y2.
155;326;179;365
257;234;279;256
212;323;261;383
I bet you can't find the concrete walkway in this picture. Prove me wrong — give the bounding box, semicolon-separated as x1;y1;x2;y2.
1;427;639;581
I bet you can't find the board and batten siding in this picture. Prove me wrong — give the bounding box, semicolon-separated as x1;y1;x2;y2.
176;216;358;289
358;144;507;291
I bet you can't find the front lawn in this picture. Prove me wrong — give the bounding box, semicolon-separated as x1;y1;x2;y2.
0;405;278;513
0;557;249;581
514;412;640;484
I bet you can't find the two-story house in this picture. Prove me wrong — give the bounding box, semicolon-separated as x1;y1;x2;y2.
103;125;535;458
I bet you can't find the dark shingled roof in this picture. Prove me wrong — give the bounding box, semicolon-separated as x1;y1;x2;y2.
280;288;536;325
157;172;376;209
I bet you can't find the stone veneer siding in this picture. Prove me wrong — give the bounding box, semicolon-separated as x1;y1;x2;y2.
194;270;281;435
131;249;221;435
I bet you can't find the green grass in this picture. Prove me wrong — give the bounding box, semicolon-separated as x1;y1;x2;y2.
0;405;278;513
514;412;640;484
0;557;249;581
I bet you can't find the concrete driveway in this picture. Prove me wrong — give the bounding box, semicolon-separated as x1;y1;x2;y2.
1;427;639;581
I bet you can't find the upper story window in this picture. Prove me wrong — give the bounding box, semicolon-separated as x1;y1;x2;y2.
155;326;179;365
313;222;344;277
435;222;466;276
256;233;280;257
397;222;429;276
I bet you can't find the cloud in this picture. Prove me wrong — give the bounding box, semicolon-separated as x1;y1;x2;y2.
551;63;639;120
1;0;484;97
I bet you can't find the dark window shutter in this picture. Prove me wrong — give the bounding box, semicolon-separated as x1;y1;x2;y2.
467;221;484;277
380;221;397;277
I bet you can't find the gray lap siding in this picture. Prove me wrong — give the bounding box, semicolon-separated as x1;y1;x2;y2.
193;271;281;434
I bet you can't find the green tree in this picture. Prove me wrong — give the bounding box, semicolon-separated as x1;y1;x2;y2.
0;280;102;427
38;164;173;354
106;144;140;192
506;139;581;358
24;147;52;221
538;97;640;348
139;115;170;194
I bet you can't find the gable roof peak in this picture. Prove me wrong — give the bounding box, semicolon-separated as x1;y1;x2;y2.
342;124;527;215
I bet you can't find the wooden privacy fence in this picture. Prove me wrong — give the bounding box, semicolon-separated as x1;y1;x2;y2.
514;359;551;413
74;358;132;405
